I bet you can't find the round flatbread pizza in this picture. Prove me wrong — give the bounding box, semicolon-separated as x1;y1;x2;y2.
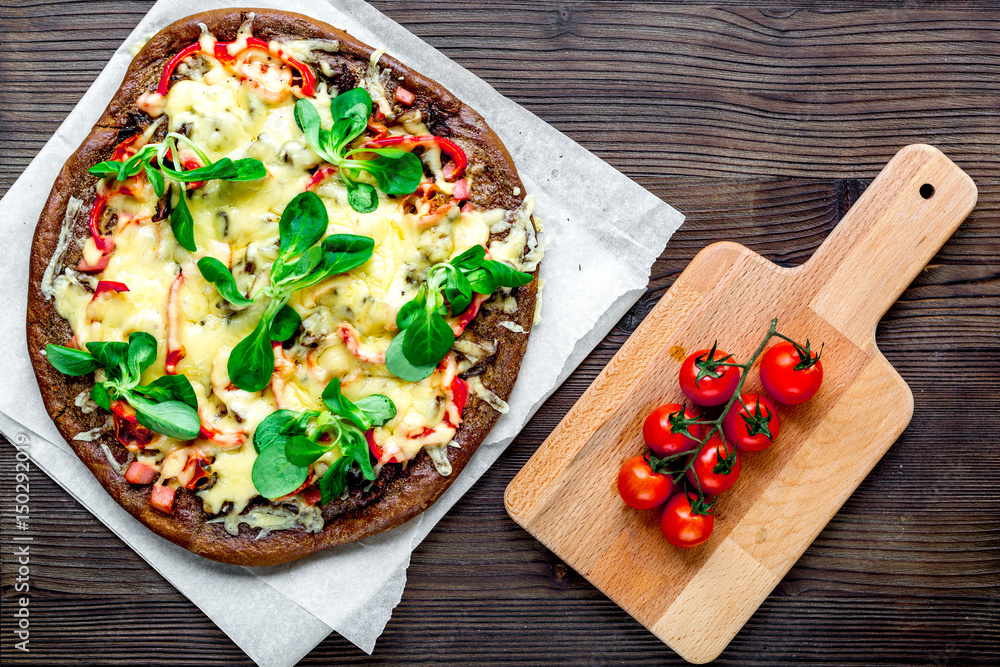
26;9;541;566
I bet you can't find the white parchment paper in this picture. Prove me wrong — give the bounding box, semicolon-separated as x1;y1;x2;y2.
0;1;684;664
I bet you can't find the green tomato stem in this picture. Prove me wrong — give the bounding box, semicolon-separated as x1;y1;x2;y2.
674;318;822;515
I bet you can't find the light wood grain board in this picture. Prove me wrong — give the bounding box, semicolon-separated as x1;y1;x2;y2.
505;144;978;663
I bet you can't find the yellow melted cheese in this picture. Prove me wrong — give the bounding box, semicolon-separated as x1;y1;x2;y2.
51;43;529;519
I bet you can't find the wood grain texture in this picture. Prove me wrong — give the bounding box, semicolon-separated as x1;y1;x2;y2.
1;1;998;665
506;145;977;662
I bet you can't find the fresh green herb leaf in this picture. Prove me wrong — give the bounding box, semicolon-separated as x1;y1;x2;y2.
270;233;376;294
125;331;158;381
385;249;533;381
88;161;123;178
353;395;397;427
344;427;375;480
385;329;439;382
403;307;455;367
269;305;301;342
223;192;374;391
319;234;376;276
251;384;394;504
144;162;165;198
466;267;498;295
346;181;379;213
161;157;267;183
482;259;534;288
132;374;198;409
88;136;265;255
329;87;372;150
345;150;423;196
442;268;473;315
318;457;351;502
293;100;337;163
48;332;204;441
271;246;323;288
396;296;424;331
45;345;99;376
318;428;374;504
450;245;485;272
85;341;130;374
229;318;274;393
170;190;196;252
90;382;112;411
284;435;331;467
125;392;200;440
252;440;309;499
253;410;301;453
197;257;254;307
278;191;329;259
321;379;371;431
295;88;421;213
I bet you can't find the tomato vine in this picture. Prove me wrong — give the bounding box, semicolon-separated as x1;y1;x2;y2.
646;318;821;515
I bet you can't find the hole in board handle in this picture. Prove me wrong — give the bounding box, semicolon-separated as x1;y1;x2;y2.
920;183;935;199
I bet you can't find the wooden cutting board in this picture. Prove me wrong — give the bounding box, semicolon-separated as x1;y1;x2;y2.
504;144;977;663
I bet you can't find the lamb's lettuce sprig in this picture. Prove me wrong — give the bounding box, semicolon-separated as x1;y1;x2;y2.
45;332;200;440
88;132;266;252
251;379;396;503
197;191;374;392
293;88;422;214
386;245;533;382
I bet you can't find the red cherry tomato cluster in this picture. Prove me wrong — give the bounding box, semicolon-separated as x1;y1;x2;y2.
617;326;824;549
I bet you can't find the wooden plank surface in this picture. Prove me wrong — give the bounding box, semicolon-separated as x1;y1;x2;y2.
1;1;998;664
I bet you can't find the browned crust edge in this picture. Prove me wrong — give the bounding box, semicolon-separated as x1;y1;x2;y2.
26;9;538;566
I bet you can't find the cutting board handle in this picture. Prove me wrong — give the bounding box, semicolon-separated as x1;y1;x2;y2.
802;144;977;346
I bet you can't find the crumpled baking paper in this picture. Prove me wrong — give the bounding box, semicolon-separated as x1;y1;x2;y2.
0;0;684;664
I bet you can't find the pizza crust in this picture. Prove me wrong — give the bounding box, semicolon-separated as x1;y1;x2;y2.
26;9;537;566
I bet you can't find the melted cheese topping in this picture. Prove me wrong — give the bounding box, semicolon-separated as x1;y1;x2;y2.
51;40;532;520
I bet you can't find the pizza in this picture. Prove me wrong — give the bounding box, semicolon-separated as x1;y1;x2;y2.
26;9;541;566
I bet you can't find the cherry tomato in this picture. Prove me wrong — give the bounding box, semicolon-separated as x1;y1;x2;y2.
643;403;702;458
759;341;823;405
679;347;741;406
686;436;741;495
660;493;714;548
723;393;780;452
618;455;673;510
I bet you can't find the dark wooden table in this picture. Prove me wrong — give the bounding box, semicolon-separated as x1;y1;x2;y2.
2;1;998;664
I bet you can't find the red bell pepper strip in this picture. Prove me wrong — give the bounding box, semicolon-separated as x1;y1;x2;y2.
451;293;488;336
181;456;210;490
92;281;129;300
302;485;322;506
367;118;389;139
305;165;338;191
150;484;176;514
157;37;315;97
110;399;137;424
367;429;405;464
156;42;201;95
110;134;142;161
365;135;467;180
245;37;315;97
111;401;155;450
87;195;114;254
164;272;186;374
450;376;469;417
124;461;158;485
